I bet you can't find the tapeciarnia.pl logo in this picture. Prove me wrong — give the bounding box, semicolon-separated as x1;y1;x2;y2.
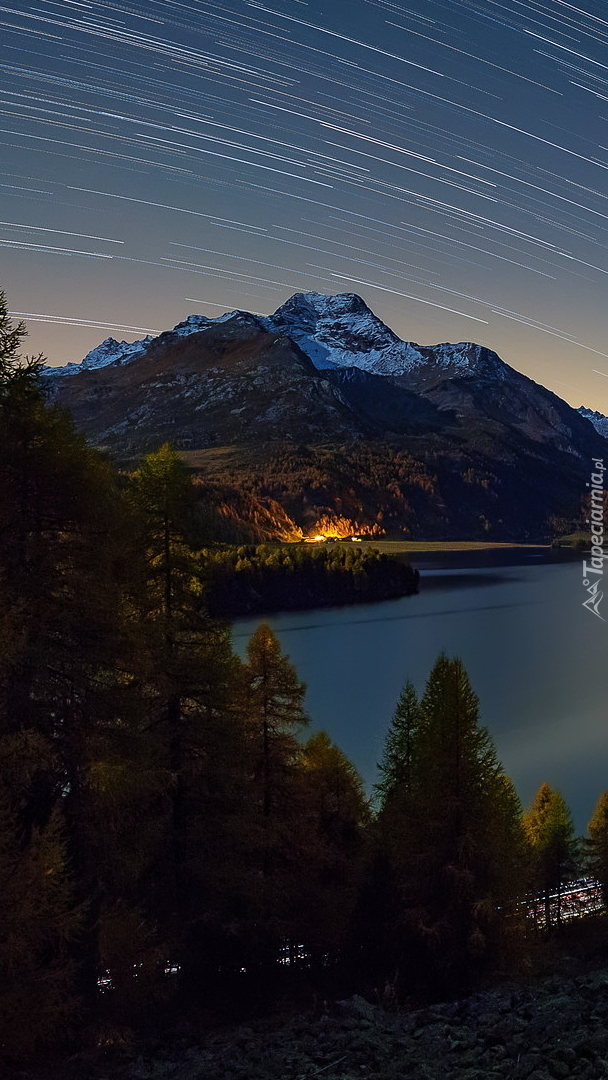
582;458;606;621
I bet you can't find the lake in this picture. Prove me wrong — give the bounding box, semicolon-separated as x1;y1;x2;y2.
232;549;608;834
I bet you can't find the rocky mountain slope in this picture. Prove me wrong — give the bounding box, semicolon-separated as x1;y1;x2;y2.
116;967;608;1080
43;293;607;542
578;407;608;441
21;952;608;1080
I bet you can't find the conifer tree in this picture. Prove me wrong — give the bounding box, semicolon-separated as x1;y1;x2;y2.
587;791;608;907
0;288;44;390
240;624;308;968
161;624;253;995
523;782;577;929
389;655;525;990
129;443;199;631
303;731;368;830
354;680;422;982
127;444;203;871
368;667;425;977
127;445;252;991
375;679;420;811
243;623;308;819
295;732;369;963
0;721;80;1059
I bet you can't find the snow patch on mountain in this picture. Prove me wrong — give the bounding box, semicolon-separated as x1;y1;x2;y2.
578;407;608;440
428;342;508;378
45;335;155;376
171;314;212;335
169;311;260;334
262;292;504;378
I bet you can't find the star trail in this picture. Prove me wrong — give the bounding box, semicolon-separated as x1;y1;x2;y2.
1;0;607;408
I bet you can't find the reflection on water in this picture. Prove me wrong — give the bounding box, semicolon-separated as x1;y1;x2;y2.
233;550;607;834
404;571;524;592
232;599;534;638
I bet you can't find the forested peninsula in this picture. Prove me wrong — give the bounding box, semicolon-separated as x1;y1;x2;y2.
199;543;419;617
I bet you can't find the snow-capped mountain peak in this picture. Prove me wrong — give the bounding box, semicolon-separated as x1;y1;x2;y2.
269;290;380;328
261;291;420;373
261;292;506;378
46;334;154;376
82;335;154;370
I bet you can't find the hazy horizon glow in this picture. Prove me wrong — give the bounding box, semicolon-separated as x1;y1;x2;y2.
2;0;608;411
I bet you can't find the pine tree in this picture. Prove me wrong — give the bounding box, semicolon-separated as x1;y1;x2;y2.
391;655;525;990
587;791;608;907
375;679;420;811
240;624;309;970
126;446;253;994
523;782;577;930
243;623;308;820
354;680;422;983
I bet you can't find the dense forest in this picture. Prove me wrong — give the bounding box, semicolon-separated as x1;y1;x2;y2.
1;294;608;1066
199;543;419;617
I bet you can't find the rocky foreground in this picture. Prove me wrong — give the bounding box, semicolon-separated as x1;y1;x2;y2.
30;949;608;1080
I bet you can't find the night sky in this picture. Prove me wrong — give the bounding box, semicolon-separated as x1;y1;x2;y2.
2;0;608;411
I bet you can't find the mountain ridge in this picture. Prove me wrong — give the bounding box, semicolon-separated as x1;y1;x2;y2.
42;292;607;542
47;291;513;381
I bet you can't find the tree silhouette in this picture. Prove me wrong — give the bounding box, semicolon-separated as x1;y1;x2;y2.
379;655;525;991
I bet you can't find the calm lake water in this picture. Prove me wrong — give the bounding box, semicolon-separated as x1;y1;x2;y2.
232;550;608;834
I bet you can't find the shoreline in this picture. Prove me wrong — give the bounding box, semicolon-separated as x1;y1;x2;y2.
355;540;551;553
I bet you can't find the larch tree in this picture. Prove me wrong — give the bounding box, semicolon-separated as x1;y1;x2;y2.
243;623;308;820
393;655;525;991
587;791;608;907
127;444;253;994
295;731;369;964
240;623;309;969
127;444;203;878
0;295;134;1011
375;679;420;810
0;295;176;1023
523;782;577;930
356;679;423;983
